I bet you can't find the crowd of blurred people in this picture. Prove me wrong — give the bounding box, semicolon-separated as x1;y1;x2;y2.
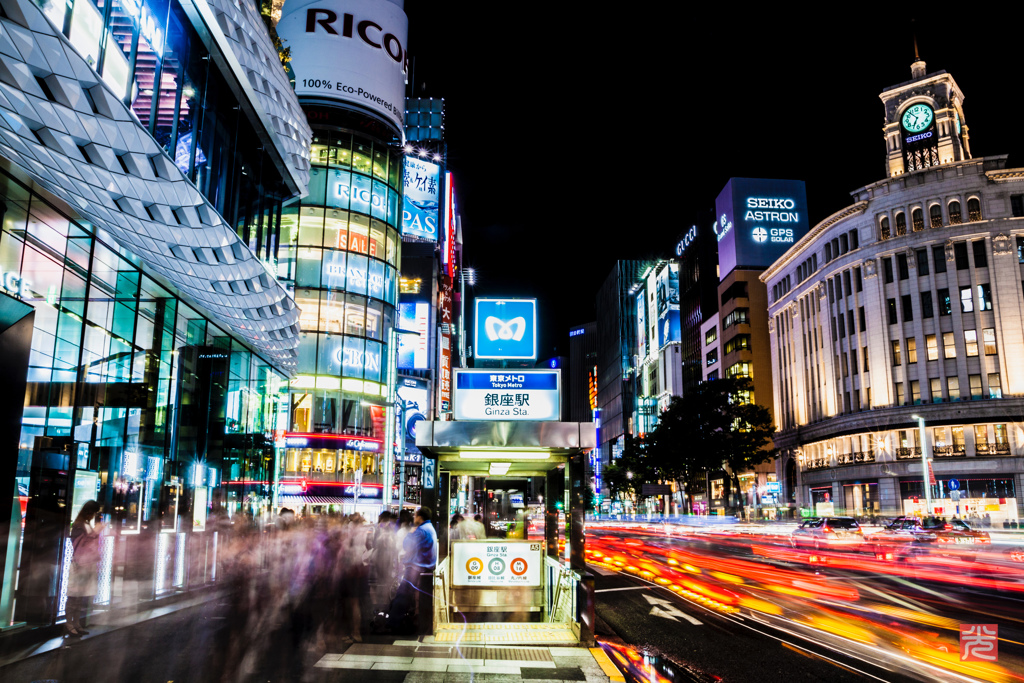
61;501;438;682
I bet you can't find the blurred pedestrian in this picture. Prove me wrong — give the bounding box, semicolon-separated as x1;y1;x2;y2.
66;500;104;637
388;506;437;632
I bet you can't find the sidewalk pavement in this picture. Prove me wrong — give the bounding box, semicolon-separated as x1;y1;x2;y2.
314;641;625;683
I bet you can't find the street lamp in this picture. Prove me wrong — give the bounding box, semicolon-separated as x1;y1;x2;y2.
911;414;932;515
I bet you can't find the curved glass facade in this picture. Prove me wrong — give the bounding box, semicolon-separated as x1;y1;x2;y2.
278;129;403;503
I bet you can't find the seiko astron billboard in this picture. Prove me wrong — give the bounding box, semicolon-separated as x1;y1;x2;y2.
277;0;408;131
714;178;809;278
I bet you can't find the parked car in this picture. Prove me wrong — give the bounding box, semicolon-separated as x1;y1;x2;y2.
870;516;990;560
790;517;865;549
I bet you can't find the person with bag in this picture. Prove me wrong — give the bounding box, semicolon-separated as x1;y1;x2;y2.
66;500;104;637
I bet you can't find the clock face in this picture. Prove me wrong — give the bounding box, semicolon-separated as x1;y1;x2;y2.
902;104;934;133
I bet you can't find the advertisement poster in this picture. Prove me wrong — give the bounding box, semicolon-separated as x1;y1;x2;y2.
402;157;440;240
452;541;542;587
453;369;560;421
396;376;429;443
636;293;647;360
397;302;430;369
193;487;208;531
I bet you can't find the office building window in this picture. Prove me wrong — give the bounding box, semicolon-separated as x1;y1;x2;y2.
895;212;907;235
916;248;929;275
838;314;846;338
897;253;909;280
926;334;938;361
930;377;941;403
978;283;992;311
706;348;718;367
933;245;947;273
960;286;974;313
1012;194;1024;218
972;240;988;268
968;197;982;221
943;332;956;359
902;294;914;321
855;267;863;292
949;200;962;224
891;340;901;366
907;337;917;363
840;233;849;254
843;271;852;297
725;361;752;379
970;374;982;400
850;230;859;250
983;328;996;355
995;424;1008;448
929;204;943;228
862;347;869;373
965;330;979;357
954;242;970;270
879;216;890;240
975;425;989;452
859;306;866;332
938;288;951;315
883;257;894;283
705;326;717;345
887;298;898;324
989;373;1002;399
912;208;924;231
842;353;848;377
846;310;855;338
911;380;921;404
948;376;960;401
707;370;719;381
850;351;859;375
723;334;751;354
895;382;905;405
921;291;933;318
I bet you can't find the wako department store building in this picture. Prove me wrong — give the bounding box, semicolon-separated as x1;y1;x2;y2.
0;0;311;628
764;58;1024;523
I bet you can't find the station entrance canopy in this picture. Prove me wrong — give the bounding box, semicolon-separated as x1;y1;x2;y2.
416;420;596;646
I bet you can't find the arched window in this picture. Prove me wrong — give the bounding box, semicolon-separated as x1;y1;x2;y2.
929;204;942;228
912;208;924;231
895;212;907;236
880;216;890;240
948;200;962;224
968;197;982;221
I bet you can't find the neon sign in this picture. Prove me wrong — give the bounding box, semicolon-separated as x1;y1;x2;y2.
675;226;697;255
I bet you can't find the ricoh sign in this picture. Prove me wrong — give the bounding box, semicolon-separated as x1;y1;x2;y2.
277;0;409;131
715;178;809;277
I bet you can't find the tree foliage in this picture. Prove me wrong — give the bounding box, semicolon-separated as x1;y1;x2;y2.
606;378;777;513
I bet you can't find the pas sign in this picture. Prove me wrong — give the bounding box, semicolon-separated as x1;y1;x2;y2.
453;369;560;421
474;298;537;360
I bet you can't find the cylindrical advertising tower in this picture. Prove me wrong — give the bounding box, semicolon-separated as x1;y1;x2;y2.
275;0;408;516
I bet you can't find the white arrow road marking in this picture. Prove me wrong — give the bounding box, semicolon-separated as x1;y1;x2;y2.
642;593;702;625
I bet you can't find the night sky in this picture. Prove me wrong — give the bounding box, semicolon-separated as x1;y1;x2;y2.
402;5;1024;360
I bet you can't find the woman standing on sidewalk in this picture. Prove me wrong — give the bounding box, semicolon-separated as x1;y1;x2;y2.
66;500;104;637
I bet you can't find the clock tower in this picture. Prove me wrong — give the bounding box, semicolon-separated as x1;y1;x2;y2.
879;52;971;177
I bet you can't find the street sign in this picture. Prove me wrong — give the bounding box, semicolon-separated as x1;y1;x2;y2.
766;482;782;494
949;479;961;491
951;490;961;502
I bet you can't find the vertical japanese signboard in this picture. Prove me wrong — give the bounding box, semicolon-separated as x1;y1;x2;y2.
438;274;453;414
402;157;440;240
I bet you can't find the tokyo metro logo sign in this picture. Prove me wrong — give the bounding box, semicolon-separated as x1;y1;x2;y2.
475;299;537;360
752;227;768;243
485;316;527;342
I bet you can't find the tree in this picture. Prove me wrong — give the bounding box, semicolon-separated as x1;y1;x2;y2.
650;378;777;514
603;434;655;510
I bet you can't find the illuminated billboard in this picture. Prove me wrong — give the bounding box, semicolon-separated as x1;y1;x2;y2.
402;157;439;240
443;172;457;278
397;302;430;369
277;0;408;132
453;370;560;421
396;376;429;442
474;298;537;360
715;178;809;278
656;263;680;349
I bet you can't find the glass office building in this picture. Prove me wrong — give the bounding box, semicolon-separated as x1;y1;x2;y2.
275;123;404;513
0;0;310;628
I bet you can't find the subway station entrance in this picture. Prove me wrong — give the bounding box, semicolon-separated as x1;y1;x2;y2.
415;420;595;645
